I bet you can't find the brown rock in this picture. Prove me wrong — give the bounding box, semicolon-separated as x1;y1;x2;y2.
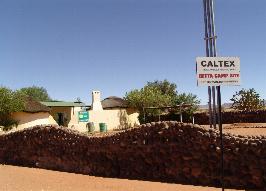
191;167;202;177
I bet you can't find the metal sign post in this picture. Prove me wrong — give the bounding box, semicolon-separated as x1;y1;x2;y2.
196;57;240;191
203;0;214;129
217;85;224;191
199;0;241;190
202;0;223;189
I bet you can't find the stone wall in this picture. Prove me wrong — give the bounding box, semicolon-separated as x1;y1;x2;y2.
0;122;265;189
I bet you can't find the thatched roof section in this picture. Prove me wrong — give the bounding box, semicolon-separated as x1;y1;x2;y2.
101;96;128;109
23;97;51;113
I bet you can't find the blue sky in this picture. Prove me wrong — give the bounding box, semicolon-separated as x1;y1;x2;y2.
1;0;265;104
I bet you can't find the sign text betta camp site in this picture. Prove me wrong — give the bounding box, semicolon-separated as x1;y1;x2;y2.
196;57;240;86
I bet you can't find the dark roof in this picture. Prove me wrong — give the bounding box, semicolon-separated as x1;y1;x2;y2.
24;97;51;113
101;96;128;109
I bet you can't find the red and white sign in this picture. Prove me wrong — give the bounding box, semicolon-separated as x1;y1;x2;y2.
196;57;240;86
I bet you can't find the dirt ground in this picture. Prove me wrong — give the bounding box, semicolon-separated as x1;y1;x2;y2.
224;128;266;136
0;165;243;191
224;123;266;136
203;123;266;136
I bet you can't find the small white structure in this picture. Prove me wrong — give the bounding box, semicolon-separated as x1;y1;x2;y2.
91;91;103;111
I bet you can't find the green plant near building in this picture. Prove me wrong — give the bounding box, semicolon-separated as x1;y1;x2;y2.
0;87;25;131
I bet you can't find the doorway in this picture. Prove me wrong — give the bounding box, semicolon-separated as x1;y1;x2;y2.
57;113;64;126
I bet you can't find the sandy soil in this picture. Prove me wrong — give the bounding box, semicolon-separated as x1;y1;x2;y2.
0;165;242;191
202;123;266;136
222;123;266;129
224;123;266;136
224;128;266;136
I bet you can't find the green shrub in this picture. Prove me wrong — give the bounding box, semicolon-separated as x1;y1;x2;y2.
0;117;19;131
0;87;24;131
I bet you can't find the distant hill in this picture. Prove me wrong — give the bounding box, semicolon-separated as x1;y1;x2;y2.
199;100;266;111
222;103;233;108
199;103;232;110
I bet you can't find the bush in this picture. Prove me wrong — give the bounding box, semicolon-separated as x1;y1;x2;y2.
230;88;263;112
0;87;24;131
0;117;19;131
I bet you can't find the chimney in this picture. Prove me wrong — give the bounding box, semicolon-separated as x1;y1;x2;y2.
92;91;103;111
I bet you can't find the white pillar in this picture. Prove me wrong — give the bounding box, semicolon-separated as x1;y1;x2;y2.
92;91;103;111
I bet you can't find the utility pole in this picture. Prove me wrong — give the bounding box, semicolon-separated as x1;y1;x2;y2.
202;0;224;190
203;0;217;129
180;103;183;123
203;0;213;128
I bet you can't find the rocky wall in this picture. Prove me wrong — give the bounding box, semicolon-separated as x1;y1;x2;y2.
0;122;265;189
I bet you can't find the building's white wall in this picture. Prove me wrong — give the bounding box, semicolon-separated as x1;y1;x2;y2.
68;108;139;132
126;108;140;127
49;115;58;124
11;112;57;131
9;105;139;133
87;109;139;131
68;107;88;132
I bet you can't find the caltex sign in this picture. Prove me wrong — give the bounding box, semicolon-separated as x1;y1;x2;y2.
196;57;240;86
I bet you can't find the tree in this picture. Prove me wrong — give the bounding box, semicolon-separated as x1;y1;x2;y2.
175;93;200;115
230;88;263;112
125;80;200;123
147;79;177;98
125;85;173;109
125;84;173;123
0;87;25;130
19;86;52;101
